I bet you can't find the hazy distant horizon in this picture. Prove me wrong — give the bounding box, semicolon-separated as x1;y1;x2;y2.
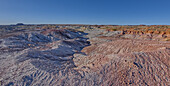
1;23;170;26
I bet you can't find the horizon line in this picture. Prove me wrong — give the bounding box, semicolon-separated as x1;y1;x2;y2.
1;23;170;26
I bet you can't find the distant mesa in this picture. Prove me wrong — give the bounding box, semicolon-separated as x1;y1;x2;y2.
16;23;24;25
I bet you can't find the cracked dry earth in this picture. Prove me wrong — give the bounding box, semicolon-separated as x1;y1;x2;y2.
0;28;170;86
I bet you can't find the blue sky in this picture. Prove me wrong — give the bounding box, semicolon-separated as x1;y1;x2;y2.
0;0;170;25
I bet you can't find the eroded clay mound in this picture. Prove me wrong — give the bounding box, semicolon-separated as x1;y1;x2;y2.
73;38;170;86
0;29;91;86
0;27;169;86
